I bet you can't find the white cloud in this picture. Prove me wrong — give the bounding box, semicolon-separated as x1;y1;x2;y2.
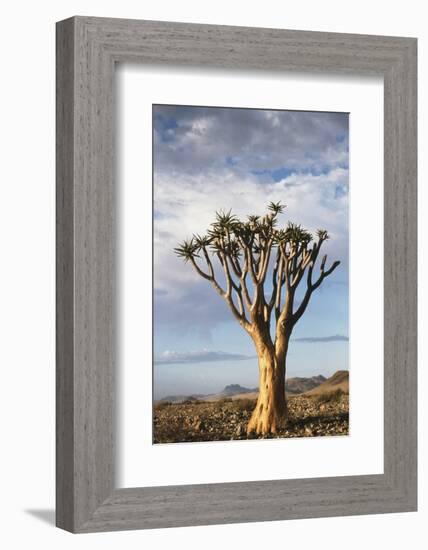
293;335;349;343
153;106;349;333
154;106;348;176
154;169;348;298
155;349;254;365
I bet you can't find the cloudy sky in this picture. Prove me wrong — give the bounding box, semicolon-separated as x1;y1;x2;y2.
153;105;349;399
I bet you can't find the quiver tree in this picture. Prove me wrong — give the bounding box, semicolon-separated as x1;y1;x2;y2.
174;202;340;435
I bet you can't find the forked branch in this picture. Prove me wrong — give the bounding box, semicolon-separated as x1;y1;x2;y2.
174;204;340;339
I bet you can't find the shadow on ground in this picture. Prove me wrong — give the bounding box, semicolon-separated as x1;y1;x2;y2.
25;509;55;526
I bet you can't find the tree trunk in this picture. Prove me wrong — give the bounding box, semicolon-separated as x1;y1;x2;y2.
247;347;287;435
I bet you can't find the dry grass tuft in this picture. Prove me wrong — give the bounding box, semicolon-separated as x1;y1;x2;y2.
313;388;346;405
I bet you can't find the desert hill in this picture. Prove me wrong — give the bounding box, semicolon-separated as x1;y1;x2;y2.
228;374;328;401
220;384;258;396
200;384;257;402
286;374;327;394
302;370;349;396
159;393;205;403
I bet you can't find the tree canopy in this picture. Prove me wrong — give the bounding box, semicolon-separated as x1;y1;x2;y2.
174;202;340;339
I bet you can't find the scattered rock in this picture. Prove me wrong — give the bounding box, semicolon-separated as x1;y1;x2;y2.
192;416;205;431
153;394;349;444
236;424;245;437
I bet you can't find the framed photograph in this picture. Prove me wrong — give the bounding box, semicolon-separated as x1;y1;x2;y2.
151;101;350;445
56;17;417;532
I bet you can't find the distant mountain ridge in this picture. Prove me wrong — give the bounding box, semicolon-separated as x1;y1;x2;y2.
157;373;345;403
219;384;258;396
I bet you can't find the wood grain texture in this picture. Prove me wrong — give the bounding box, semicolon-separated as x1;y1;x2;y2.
56;18;75;531
56;16;417;533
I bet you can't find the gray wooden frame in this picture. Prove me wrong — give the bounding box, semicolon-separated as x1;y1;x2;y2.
56;16;417;533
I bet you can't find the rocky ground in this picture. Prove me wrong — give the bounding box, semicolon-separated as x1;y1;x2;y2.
153;391;349;443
